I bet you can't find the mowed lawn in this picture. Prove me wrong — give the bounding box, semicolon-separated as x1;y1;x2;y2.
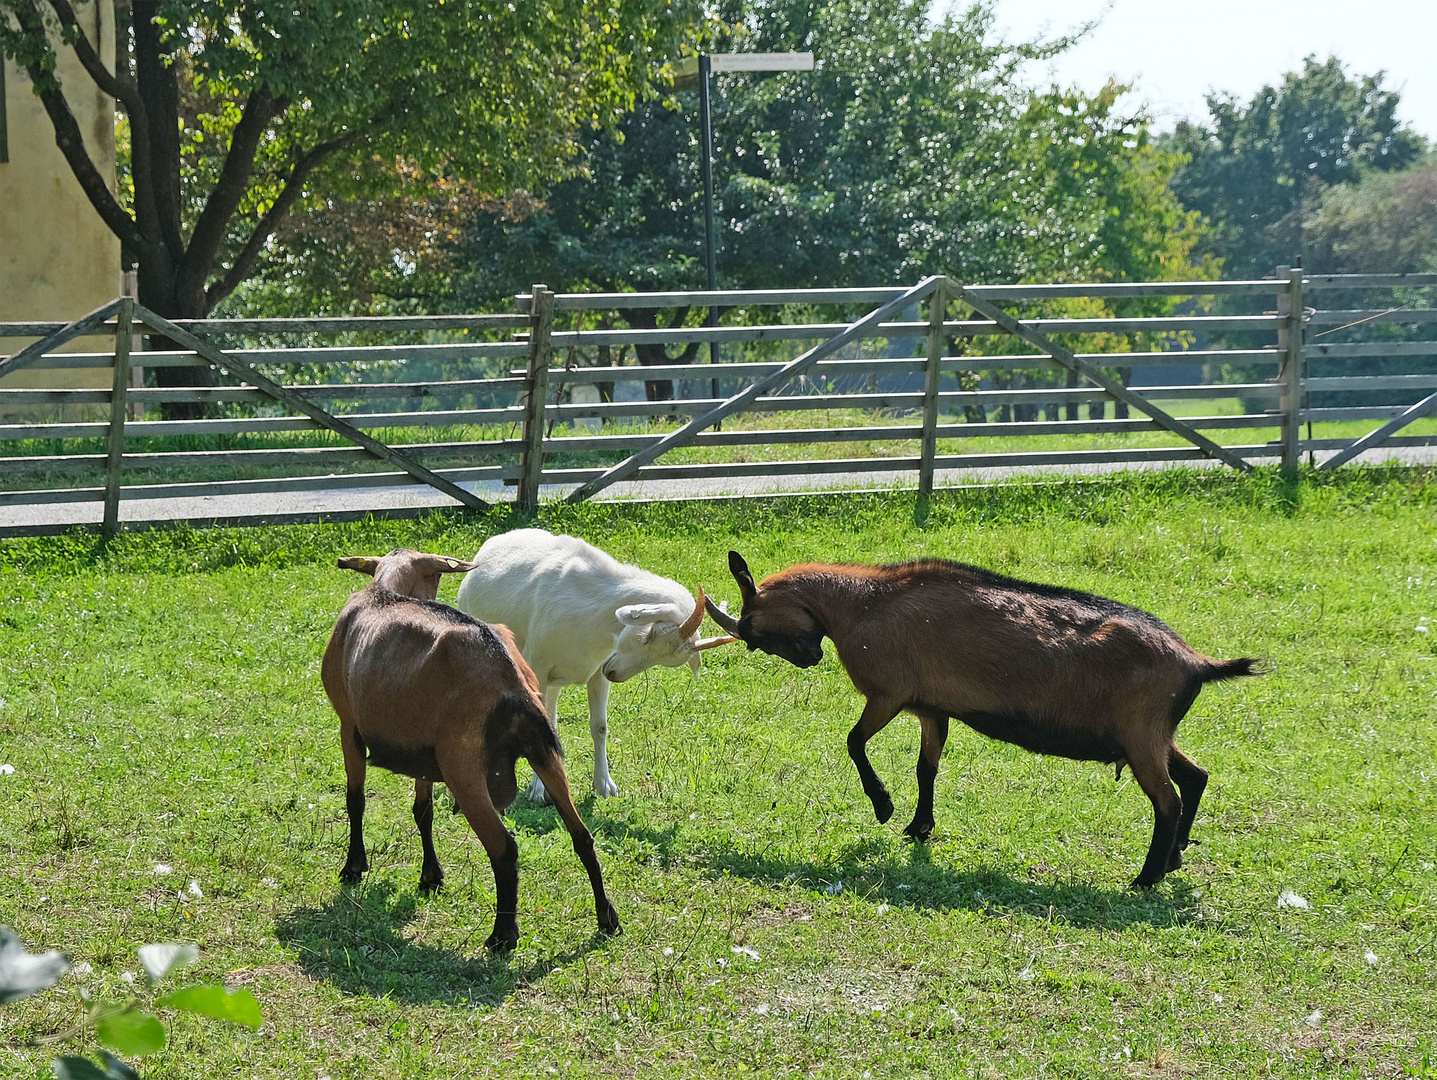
1;468;1434;1078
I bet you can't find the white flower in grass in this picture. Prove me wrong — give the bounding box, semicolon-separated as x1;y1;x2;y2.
753;1004;770;1015
1305;1009;1323;1028
0;764;14;776
731;945;760;961
1213;993;1223;1003
1277;890;1309;910
261;877;279;889
876;903;889;915
119;971;135;984
824;881;843;895
152;864;172;876
71;962;92;976
1364;950;1379;966
187;880;203;898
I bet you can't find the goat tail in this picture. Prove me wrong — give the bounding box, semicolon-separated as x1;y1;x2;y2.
1200;657;1263;683
487;693;564;765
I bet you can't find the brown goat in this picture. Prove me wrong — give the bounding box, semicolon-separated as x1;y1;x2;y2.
705;551;1259;887
321;548;620;950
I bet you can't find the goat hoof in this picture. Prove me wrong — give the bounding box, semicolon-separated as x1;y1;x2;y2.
526;775;553;805
339;863;367;884
485;928;520;954
903;820;934;843
418;876;444;896
594;775;619;798
1165;849;1184;873
1130;874;1162;890
597;900;622;936
872;793;895;824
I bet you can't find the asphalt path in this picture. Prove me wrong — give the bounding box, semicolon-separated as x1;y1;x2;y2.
3;444;1434;536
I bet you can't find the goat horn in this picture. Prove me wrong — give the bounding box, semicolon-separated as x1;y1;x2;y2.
704;594;742;636
693;635;738;651
679;585;707;639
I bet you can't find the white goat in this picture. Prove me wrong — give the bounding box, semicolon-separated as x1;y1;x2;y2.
455;529;734;802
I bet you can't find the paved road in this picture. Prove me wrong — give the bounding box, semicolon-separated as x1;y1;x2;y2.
3;443;1434;536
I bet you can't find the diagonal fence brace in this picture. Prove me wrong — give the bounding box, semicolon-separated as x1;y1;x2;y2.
1317;387;1437;470
133;305;489;511
0;299;123;381
565;276;944;503
950;280;1253;472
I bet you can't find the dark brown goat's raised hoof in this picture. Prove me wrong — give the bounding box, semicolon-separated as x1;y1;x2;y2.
871;791;895;824
339;862;367;884
597;900;622;936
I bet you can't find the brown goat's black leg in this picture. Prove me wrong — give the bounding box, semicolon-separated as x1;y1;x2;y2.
533;755;621;937
441;750;521;952
339;720;369;883
1126;749;1183;889
904;711;950;842
413;779;444;894
848;698;902;824
1167;746;1208;866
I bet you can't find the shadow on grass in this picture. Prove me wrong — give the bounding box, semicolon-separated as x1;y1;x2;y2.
274;879;612;1007
584;815;1201;932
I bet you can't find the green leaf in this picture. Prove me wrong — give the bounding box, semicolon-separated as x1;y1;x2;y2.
137;943;198;983
158;983;262;1030
0;926;70;1004
53;1058;111;1080
53;1055;139;1080
94;1007;166;1057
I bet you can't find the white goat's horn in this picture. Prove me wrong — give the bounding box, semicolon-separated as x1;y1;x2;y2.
693;635;738;651
679;585;707;639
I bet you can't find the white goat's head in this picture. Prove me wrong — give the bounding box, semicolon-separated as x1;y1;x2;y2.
602;585;736;682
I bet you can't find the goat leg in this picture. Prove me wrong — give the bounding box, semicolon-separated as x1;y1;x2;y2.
1167;746;1209;864
1126;749;1183;889
441;750;522;952
413;779;444;894
532;755;622;937
847;698;901;824
904;712;950;842
339;721;369;883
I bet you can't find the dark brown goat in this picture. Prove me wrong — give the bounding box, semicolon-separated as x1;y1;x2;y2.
705;552;1259;887
321;548;620;950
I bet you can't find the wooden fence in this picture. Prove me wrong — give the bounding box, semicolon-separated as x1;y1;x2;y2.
1;271;1435;534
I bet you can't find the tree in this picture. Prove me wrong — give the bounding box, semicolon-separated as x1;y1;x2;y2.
1304;157;1437;275
1;0;695;413
1163;55;1426;278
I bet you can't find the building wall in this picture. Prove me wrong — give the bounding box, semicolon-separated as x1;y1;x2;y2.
0;0;119;404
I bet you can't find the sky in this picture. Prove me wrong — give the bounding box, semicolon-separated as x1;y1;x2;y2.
985;0;1437;140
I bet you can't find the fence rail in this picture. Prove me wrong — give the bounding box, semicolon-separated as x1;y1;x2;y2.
2;271;1434;534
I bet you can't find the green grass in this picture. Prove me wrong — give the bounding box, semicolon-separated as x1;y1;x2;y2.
2;467;1435;1077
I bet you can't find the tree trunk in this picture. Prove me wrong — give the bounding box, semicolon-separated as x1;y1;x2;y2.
137;262;216;421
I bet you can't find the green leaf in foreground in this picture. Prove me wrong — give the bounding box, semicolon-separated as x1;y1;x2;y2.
54;1053;140;1080
137;943;199;983
0;926;70;1004
94;1008;166;1057
159;983;262;1029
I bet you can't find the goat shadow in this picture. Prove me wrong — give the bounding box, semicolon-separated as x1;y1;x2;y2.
273;880;609;1007
517;806;1203;932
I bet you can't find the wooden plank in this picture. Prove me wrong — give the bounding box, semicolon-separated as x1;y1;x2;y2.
102;298;133;534
563;277;944;502
517;286;555;509
1301;407;1416;422
1304;374;1437;392
1304;341;1437;358
1317;387;1437;470
0;300;121;380
1305;274;1437;289
919;282;945;499
1278;267;1304;472
0;389;113;405
950;281;1255;472
944;315;1283;335
964;280;1284;299
167;314;528;334
519;287;911;310
131;305;490;510
1308;309;1437;325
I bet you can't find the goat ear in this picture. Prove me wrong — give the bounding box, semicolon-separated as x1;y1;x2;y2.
414;553;479;575
337;556;381;576
615;603;669;626
728;551;757;601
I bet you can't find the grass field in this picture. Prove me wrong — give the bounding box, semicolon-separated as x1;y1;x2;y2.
1;467;1435;1078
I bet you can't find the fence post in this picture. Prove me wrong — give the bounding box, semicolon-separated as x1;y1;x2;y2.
918;280;946;502
1277;265;1305;473
517;284;554;510
102;295;134;536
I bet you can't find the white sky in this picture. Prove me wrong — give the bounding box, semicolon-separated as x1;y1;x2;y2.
985;0;1437;139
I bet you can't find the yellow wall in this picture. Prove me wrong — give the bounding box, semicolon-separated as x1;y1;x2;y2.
0;0;119;406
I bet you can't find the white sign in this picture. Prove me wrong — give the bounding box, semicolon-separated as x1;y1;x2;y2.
675;53;816;79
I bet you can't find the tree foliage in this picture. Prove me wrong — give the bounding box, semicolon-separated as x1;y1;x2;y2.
1163;55;1426;278
1304;157;1437;275
0;0;696;321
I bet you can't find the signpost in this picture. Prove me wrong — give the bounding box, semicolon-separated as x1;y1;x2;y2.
675;53;815;398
